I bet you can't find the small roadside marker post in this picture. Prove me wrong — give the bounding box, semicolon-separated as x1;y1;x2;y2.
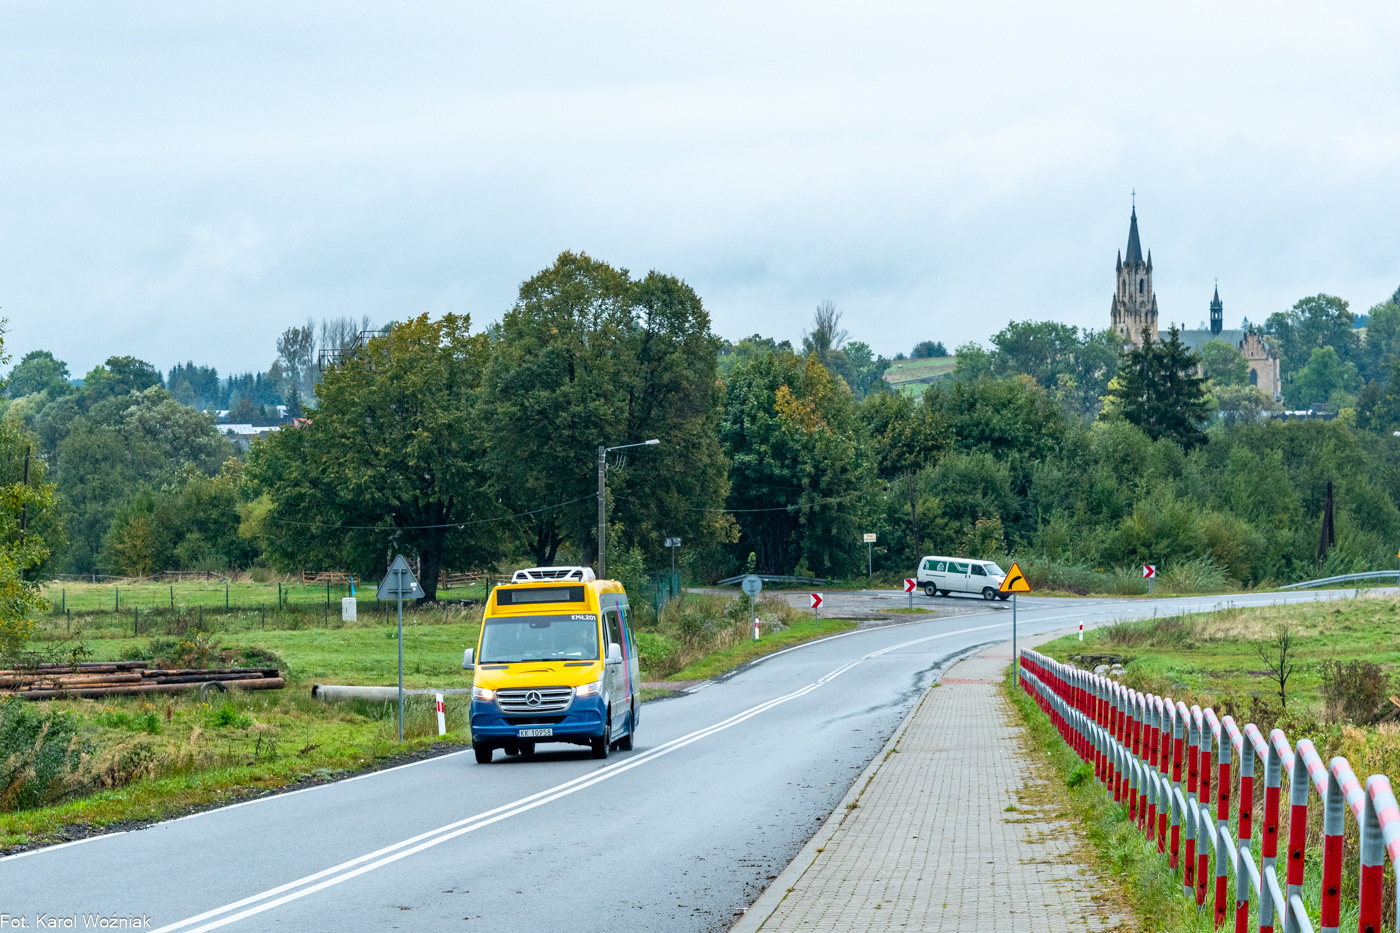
810;592;823;621
1143;564;1157;595
999;563;1032;680
863;533;877;579
1079;621;1084;642
435;693;447;736
904;577;916;610
742;574;763;641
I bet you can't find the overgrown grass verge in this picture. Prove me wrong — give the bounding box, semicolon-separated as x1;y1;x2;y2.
663;617;856;681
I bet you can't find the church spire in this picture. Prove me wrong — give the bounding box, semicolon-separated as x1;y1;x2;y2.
1125;205;1144;265
1210;280;1223;336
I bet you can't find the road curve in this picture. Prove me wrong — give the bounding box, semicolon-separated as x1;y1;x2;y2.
0;589;1373;933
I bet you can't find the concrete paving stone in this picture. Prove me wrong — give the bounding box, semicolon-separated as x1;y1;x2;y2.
731;636;1126;932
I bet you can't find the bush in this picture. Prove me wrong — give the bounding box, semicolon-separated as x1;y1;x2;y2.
634;632;679;671
1319;659;1391;724
0;698;87;811
1158;557;1228;595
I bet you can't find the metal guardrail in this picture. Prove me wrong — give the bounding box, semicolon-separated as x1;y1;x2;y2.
1278;570;1400;590
1020;648;1400;932
714;573;833;586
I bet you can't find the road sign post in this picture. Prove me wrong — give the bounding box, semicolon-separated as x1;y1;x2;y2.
742;574;763;640
863;533;877;578
1143;564;1157;595
810;592;823;621
904;577;916;610
999;562;1032;681
379;555;424;742
665;537;682;574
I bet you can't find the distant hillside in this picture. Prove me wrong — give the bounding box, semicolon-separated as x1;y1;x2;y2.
882;356;955;395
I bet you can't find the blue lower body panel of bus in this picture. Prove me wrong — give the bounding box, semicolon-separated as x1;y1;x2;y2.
470;696;607;747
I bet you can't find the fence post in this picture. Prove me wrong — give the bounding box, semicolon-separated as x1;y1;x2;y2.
1170;701;1185;871
1184;707;1200;895
1261;736;1283;932
1358;776;1390;933
1318;762;1345;933
1283;739;1308;933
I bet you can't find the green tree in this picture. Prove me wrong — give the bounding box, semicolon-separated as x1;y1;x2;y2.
81;356;162;408
1291;346;1361;408
1359;302;1400;381
910;340;947;359
843;341;890;400
250;314;499;601
1200;340;1249;387
861;391;949;561
1266;294;1359;379
484;253;733;569
5;351;72;399
1109;326;1210;451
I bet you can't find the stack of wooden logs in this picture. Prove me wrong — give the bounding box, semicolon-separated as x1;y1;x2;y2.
0;662;284;700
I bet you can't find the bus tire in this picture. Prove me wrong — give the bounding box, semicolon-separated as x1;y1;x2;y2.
616;706;635;751
473;743;493;764
592;717;611;759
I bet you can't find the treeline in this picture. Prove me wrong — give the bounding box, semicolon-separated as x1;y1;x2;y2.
3;252;1400;598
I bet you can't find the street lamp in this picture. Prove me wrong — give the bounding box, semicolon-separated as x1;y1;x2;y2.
597;439;660;579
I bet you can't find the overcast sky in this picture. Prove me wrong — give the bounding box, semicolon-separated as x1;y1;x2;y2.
3;1;1398;376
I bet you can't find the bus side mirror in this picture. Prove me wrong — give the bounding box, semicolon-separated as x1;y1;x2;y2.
462;649;474;670
607;643;622;663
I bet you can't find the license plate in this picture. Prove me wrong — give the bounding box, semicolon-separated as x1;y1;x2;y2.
517;728;553;738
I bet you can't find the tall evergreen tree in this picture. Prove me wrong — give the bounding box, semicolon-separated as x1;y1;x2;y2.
1110;326;1210;450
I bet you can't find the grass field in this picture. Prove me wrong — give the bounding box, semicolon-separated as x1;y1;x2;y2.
41;579;488;614
882;356;956;396
1033;591;1400;715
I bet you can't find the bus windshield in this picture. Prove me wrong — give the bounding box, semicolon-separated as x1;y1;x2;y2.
480;614;600;663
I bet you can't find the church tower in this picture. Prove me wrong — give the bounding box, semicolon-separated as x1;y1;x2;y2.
1209;282;1223;336
1110;204;1159;347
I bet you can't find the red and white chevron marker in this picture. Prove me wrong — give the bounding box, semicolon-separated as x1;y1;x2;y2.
810;593;823;609
435;693;446;736
904;578;916;593
1142;564;1156;579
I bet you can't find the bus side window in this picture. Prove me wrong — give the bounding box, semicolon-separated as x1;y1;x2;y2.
606;610;623;656
618;608;633;657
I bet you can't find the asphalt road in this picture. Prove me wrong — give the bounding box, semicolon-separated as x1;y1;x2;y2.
0;588;1377;933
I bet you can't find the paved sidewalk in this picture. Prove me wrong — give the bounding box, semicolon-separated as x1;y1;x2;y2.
731;638;1125;932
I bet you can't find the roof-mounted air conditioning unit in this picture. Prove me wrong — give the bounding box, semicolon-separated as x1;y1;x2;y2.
510;566;597;583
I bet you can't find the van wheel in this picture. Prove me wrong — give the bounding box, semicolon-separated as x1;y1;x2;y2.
997;592;1010;601
473;743;493;764
924;584;937;598
591;717;611;759
616;705;635;751
982;587;997;600
938;589;950;597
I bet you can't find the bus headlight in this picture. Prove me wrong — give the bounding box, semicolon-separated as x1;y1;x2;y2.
471;686;495;701
574;679;603;698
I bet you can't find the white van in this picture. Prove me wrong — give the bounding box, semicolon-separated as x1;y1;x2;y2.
916;556;1009;600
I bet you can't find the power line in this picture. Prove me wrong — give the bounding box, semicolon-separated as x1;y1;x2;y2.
265;493;599;531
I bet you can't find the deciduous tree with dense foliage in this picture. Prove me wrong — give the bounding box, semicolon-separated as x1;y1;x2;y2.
249;314;499;601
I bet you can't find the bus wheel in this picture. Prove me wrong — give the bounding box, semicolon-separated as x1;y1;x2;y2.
591;718;611;760
473;744;493;764
616;706;635;751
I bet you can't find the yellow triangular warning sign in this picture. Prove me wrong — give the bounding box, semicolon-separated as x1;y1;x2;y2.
999;562;1032;594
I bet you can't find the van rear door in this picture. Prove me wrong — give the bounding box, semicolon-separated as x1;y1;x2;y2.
947;560;970;592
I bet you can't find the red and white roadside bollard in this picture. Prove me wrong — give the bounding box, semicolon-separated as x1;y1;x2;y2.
435;693;446;736
1078;621;1083;641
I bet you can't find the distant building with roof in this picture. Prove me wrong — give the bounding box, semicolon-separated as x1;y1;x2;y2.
1176;284;1281;398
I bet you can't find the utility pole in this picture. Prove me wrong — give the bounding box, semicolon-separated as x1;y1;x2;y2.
596;439;660;580
598;445;607;580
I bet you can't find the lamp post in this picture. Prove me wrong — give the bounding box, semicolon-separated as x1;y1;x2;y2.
597;439;660;579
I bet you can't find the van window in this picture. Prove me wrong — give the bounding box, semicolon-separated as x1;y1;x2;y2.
480;614;599;662
922;559;935;571
950;561;969;573
970;564;987;576
605;610;623;654
934;561;947;572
